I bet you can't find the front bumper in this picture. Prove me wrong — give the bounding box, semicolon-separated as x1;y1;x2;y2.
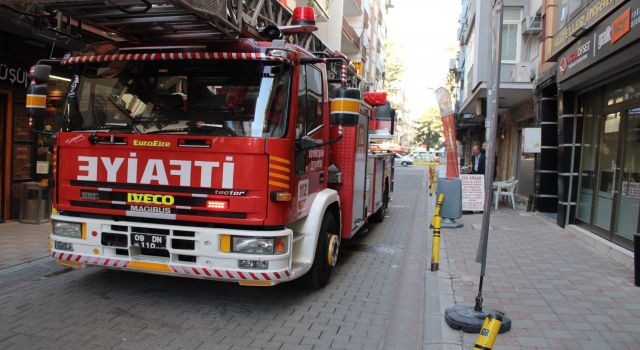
50;214;293;286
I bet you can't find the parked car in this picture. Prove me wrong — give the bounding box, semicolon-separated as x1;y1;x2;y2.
394;154;414;167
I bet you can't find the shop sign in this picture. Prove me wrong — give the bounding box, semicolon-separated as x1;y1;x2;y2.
0;62;29;88
557;0;640;82
523;128;541;153
551;0;621;58
461;174;484;211
622;181;640;198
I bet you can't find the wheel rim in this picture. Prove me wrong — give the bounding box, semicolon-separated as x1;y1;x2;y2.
327;234;340;267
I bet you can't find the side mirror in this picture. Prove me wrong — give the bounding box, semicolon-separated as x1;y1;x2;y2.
296;136;323;150
330;87;361;126
29;64;52;84
26;83;48;119
390;108;397;136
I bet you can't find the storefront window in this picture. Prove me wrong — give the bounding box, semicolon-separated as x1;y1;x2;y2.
576;95;598;223
606;81;640;106
614;107;640;240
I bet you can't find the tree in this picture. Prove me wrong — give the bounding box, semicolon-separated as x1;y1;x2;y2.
414;106;443;150
383;41;404;95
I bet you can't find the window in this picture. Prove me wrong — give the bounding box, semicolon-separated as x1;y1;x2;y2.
63;61;291;137
501;7;522;63
306;66;323;133
295;65;324;138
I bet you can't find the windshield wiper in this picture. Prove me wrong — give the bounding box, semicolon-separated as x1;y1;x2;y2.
69;123;136;132
143;121;237;136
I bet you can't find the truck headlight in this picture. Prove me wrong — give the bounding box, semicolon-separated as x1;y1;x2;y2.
52;221;82;238
231;236;287;254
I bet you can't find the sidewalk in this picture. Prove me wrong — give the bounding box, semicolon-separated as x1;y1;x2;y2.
0;221;50;271
425;209;640;350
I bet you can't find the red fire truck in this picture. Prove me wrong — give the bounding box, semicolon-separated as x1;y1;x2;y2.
25;0;395;287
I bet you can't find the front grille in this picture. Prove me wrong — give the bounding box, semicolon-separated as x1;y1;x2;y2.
71;180;245;195
97;224;198;255
140;248;169;257
131;227;169;235
174;230;195;237
178;255;197;262
115;249;129;256
81;190;207;206
172;239;195;250
69;201;247;219
101;232;128;247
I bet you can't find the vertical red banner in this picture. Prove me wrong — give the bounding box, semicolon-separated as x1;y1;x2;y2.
434;88;459;178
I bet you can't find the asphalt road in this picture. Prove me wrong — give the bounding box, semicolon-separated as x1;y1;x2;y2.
0;166;430;350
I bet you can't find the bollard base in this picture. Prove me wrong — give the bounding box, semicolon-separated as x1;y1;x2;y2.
444;305;511;334
431;263;439;271
441;217;463;228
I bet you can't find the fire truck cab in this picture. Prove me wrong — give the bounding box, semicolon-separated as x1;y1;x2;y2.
25;1;395;288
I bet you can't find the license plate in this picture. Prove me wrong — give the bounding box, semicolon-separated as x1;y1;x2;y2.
130;233;166;249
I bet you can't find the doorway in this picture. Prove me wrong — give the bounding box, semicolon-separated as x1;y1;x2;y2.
576;81;640;250
0;92;8;222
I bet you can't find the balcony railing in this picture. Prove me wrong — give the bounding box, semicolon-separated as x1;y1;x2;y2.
343;0;363;17
342;17;360;50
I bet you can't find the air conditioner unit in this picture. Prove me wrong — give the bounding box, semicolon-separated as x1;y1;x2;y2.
449;58;457;71
522;16;542;35
511;62;536;82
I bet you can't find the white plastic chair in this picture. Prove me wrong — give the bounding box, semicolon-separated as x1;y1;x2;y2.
494;180;518;210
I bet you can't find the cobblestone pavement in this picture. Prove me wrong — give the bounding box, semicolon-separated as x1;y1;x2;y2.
0;166;430;350
0;221;49;270
431;210;640;350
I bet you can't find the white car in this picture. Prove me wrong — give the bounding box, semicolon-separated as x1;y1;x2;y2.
394;154;414;167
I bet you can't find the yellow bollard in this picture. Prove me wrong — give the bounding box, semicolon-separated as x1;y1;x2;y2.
428;165;436;195
431;193;445;228
430;215;442;271
473;313;503;350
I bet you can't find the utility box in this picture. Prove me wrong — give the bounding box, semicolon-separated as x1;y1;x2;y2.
19;182;51;224
436;177;463;219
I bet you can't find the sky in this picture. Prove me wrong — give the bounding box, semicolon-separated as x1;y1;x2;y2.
386;0;461;121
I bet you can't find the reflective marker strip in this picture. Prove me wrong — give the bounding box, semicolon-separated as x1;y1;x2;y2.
128;261;172;272
269;172;289;181
269;164;289;172
269;155;291;165
268;180;290;189
62;52;292;65
331;98;360;114
26;94;47;108
52;252;129;268
168;265;290;281
51;252;290;281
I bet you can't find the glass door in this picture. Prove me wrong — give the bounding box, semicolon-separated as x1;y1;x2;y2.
576;95;598;223
592;111;621;231
613;107;640;244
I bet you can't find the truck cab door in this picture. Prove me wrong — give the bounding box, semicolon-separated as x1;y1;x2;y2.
293;65;328;218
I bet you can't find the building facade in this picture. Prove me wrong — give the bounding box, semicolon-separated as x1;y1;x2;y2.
303;0;389;91
541;0;640;250
0;7;80;222
454;0;639;251
454;0;543;206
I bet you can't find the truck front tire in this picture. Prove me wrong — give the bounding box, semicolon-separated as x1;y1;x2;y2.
304;212;339;288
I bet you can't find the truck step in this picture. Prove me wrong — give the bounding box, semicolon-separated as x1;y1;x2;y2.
291;262;311;277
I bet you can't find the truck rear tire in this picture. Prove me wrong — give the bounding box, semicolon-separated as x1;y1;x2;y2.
370;184;389;223
304;212;339;288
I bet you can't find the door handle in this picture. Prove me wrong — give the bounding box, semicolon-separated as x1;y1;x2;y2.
611;161;617;195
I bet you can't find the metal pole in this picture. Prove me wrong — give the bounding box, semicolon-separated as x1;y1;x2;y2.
474;0;503;312
445;0;511;334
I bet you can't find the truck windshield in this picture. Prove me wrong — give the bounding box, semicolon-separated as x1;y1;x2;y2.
62;60;290;137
